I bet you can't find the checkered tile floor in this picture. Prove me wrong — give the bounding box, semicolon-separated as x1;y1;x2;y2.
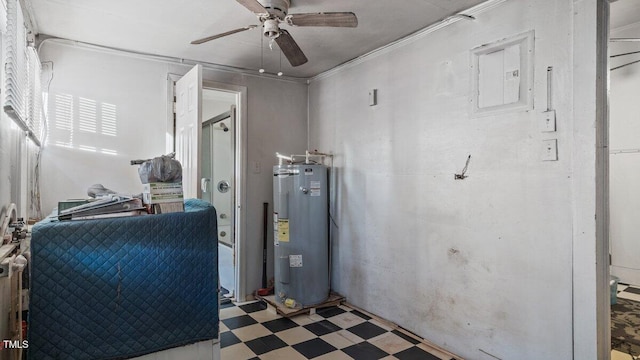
220;300;452;360
617;283;640;302
612;283;640;360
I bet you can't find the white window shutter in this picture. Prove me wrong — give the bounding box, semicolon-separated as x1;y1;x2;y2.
27;47;42;142
5;0;27;120
5;0;42;146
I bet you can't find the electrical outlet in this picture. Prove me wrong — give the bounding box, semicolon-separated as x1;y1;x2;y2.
539;110;556;132
541;139;558;161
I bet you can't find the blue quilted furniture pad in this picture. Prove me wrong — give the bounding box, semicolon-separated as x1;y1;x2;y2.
29;199;219;360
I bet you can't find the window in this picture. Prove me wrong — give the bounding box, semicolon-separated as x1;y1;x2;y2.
4;0;43;145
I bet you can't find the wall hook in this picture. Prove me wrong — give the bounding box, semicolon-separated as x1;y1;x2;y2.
454;155;471;180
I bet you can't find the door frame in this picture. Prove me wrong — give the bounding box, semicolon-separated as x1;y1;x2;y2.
572;1;610;358
167;74;249;302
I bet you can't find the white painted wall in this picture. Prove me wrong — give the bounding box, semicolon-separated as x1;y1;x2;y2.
202;90;235;122
0;127;26;356
38;40;308;298
0;121;27;219
308;0;603;359
610;22;640;286
0;119;34;221
40;43;167;205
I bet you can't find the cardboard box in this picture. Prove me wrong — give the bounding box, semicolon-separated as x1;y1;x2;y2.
143;182;183;193
151;202;184;214
142;192;184;204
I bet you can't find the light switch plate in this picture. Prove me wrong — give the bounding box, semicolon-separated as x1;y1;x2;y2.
251;161;261;174
539;110;556;132
369;89;377;106
542;139;558;161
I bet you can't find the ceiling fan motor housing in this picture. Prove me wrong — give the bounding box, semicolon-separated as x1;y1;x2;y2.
259;0;290;19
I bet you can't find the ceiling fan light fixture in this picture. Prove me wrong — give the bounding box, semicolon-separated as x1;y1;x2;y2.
263;19;281;39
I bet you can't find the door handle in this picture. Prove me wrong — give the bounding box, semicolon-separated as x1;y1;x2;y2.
201;178;211;193
217;180;230;193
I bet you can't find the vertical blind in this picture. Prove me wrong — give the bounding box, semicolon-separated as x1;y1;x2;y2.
5;0;43;146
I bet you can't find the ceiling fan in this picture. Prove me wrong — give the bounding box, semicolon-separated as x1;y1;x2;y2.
191;0;358;67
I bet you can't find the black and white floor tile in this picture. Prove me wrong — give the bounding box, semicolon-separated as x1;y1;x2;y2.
220;300;452;360
612;283;640;360
617;283;640;303
220;283;640;360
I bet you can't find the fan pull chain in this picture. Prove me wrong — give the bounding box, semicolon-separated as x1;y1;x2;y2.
259;29;265;73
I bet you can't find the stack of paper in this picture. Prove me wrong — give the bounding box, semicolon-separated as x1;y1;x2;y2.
58;196;145;221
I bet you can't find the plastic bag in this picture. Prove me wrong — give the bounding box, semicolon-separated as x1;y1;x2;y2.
138;155;182;183
87;184;117;198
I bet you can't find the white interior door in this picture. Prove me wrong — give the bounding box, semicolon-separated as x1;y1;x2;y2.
175;65;203;199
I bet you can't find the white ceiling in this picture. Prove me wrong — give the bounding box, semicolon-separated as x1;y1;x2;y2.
610;0;640;31
610;0;640;70
30;0;485;78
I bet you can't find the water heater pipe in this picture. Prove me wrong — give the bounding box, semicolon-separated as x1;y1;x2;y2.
276;151;333;165
276;153;294;165
306;150;333;161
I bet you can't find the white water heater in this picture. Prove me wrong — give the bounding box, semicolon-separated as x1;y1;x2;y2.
273;163;329;307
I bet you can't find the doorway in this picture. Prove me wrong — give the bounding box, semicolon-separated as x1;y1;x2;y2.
201;88;236;297
609;0;640;358
170;69;249;302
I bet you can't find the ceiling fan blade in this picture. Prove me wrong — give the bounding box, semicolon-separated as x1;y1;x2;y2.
275;30;308;67
235;0;268;14
191;25;257;44
287;12;358;27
